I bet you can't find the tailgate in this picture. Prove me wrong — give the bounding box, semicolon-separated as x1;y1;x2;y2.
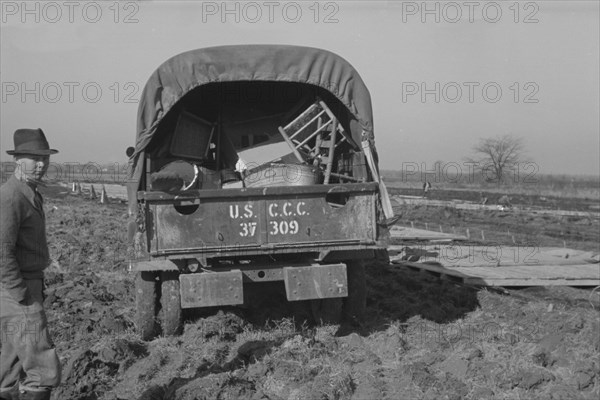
142;183;378;255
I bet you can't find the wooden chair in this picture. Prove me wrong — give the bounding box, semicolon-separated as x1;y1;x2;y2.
278;100;356;183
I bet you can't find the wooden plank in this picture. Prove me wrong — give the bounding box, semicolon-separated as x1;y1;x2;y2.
391;245;599;268
362;140;393;219
454;264;600;280
464;278;600;287
397;262;600;287
452;267;516;279
390;227;467;241
467;266;540;279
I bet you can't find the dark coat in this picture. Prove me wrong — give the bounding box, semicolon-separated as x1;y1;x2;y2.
0;175;49;302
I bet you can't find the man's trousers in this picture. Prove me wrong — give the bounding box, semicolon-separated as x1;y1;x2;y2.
0;279;61;397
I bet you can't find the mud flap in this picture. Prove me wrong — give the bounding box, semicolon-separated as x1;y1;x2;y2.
283;264;348;301
180;271;243;308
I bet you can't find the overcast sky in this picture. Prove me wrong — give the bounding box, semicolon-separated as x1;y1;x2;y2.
1;1;598;176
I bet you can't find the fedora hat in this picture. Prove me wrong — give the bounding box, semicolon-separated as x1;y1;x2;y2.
6;128;58;156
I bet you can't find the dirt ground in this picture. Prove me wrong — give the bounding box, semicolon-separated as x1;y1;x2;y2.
34;185;600;400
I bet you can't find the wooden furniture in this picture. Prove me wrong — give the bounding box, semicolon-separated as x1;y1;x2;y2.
277;100;357;184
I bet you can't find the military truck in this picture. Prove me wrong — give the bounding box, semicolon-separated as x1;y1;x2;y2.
127;45;392;339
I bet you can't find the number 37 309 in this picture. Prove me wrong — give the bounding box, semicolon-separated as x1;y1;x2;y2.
239;220;300;237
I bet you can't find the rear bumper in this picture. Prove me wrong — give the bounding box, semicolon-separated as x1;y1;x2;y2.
178;263;348;308
130;259;349;308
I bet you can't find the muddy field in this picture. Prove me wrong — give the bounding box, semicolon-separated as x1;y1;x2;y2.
386;186;600;213
36;185;600;400
390;199;599;252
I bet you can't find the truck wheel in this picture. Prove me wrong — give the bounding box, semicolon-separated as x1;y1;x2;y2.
135;271;158;341
343;260;367;323
159;271;183;336
311;297;343;325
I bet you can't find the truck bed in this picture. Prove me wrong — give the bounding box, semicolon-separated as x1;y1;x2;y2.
139;183;381;257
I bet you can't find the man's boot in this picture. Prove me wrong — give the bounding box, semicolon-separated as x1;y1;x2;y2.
18;389;50;400
0;384;20;400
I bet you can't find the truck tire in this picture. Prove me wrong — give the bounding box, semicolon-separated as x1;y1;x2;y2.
343;260;367;323
135;271;158;341
159;271;183;336
311;297;343;325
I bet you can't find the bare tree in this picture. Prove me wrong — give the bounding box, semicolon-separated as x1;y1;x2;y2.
469;135;527;183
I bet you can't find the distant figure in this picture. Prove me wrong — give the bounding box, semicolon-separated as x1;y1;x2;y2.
498;195;512;210
480;191;488;205
422;181;432;198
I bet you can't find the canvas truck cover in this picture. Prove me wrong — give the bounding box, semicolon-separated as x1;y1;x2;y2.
129;44;377;184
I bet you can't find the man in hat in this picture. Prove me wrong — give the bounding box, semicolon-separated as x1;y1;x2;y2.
0;129;61;400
